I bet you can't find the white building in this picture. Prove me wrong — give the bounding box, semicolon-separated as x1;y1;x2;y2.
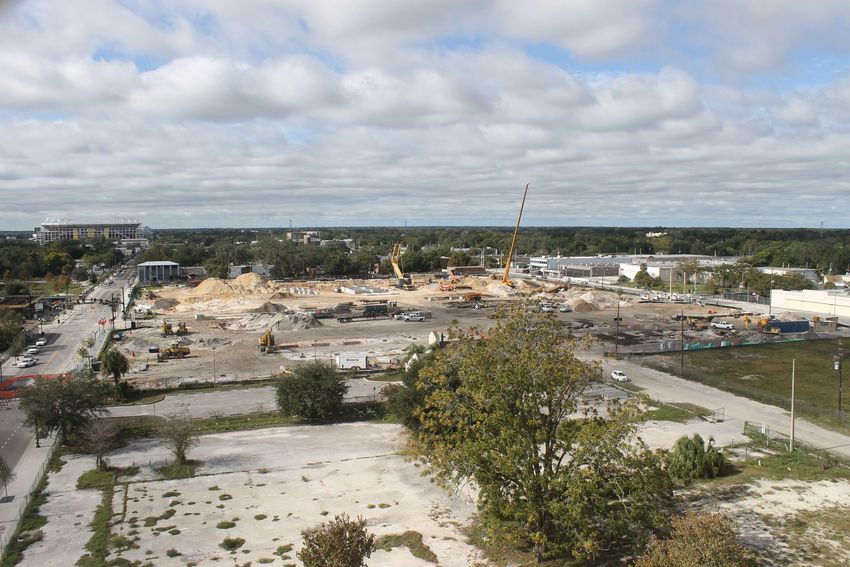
228;264;273;278
771;289;850;319
137;261;180;284
757;267;820;284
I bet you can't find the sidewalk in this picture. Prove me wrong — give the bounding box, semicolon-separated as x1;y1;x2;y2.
0;433;58;557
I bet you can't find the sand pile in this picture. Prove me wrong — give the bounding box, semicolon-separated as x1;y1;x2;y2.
250;302;288;313
571;299;596;312
227;312;322;332
185;273;284;299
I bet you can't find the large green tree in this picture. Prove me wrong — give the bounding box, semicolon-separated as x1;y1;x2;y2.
0;307;23;353
276;361;348;420
100;349;130;388
19;370;112;439
412;303;672;563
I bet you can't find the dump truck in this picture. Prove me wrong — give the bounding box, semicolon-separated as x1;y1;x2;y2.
337;303;390;323
157;342;190;361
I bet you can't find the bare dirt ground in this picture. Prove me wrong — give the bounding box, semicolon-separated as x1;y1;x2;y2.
120;273;752;389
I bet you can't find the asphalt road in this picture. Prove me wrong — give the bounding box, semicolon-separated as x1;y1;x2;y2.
0;271;133;474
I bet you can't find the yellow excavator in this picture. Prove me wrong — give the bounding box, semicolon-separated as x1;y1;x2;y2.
502;183;530;287
259;328;275;352
390;244;416;290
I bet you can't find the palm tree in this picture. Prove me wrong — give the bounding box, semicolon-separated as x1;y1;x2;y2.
100;349;129;389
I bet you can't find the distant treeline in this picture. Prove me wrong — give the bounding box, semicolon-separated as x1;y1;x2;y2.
137;227;850;279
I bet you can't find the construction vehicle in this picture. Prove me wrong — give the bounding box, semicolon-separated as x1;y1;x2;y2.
502;183;529;287
161;320;173;337
337;303;390;323
390;244;416;290
175;322;189;335
439;283;455;292
157;342;190;361
686;318;707;331
259;328;275;352
464;292;482;302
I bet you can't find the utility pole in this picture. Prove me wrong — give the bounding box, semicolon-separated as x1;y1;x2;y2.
680;309;685;376
614;297;621;357
790;358;796;452
837;338;844;413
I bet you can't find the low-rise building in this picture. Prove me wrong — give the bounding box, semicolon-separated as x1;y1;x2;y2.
228;264;273;278
137;261;180;284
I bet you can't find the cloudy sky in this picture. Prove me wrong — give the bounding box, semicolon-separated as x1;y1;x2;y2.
1;0;849;229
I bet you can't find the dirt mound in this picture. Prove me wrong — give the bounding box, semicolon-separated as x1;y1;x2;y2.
152;298;179;309
571;299;597;312
189;273;281;298
227;312;322;332
250;302;288;313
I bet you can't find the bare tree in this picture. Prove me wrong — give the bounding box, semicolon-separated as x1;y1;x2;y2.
158;406;199;465
0;456;15;500
81;418;119;471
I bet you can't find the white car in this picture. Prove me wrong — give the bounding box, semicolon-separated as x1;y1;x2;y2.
35;337;47;346
611;370;629;382
406;315;425;322
559;304;572;312
540;304;556;313
14;358;36;368
711;321;735;330
26;346;40;355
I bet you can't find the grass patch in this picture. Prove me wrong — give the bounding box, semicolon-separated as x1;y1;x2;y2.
166;548;181;557
77;468;117;490
76;478;116;566
143;508;176;527
646;404;695;423
717;448;850;485
216;521;237;529
156;461;198;480
648;338;850;431
375;531;438;563
254;514;267;520
784;506;850;565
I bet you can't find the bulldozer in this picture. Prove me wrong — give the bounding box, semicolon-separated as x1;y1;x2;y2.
175;322;189;335
464;292;483;302
259;328;275;352
686;318;706;331
161;320;174;337
157;342;190;361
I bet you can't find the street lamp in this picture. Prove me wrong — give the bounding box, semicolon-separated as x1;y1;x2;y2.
212;347;217;388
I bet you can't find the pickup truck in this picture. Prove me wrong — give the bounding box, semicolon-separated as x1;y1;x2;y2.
711;321;735;330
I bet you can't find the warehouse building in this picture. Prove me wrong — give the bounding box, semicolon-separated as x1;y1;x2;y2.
771;289;850;320
137;261;180;284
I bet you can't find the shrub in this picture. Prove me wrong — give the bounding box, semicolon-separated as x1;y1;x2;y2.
635;510;757;567
298;514;375;567
667;434;725;484
220;537;245;551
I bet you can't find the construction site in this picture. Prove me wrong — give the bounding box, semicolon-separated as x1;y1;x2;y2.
109;265;845;391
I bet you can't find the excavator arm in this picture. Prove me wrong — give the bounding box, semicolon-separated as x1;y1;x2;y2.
502;183;529;286
390;243;405;279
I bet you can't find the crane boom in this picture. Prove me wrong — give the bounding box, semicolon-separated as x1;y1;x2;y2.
502;183;529;286
390;243;405;279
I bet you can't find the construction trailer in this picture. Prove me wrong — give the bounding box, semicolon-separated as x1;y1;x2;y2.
335;354;368;370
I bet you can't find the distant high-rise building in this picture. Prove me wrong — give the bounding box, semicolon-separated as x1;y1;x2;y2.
32;217;143;245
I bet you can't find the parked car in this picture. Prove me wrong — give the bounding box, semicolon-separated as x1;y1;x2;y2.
611;370;629;382
26;346;39;355
711;321;735;330
559;304;572;312
540;304;556;313
406;315;426;322
14;358;36;368
35;337;47;346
